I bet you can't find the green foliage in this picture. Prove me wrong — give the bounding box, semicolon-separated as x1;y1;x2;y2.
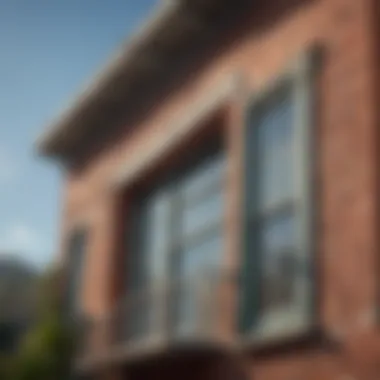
0;354;13;379
11;316;74;380
3;266;76;380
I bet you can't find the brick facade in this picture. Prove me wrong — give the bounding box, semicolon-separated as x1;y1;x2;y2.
57;0;380;378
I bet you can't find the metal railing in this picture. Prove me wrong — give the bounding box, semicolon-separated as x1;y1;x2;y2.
77;271;234;365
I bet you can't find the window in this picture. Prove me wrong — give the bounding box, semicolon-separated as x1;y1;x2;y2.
65;230;87;315
175;154;225;335
127;189;172;339
129;149;226;339
240;55;314;339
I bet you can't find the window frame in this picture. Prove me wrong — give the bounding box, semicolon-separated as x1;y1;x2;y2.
127;145;227;338
129;145;226;285
64;229;88;317
240;49;318;342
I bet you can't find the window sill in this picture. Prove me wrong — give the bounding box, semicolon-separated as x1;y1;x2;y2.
237;323;341;358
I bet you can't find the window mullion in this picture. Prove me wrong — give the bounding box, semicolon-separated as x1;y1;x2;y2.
292;52;314;323
166;181;182;337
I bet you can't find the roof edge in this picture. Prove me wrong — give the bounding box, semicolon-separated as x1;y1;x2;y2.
36;0;181;157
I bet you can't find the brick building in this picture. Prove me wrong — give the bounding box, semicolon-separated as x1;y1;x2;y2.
38;0;380;379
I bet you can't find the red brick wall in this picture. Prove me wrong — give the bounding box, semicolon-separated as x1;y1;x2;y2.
60;0;380;378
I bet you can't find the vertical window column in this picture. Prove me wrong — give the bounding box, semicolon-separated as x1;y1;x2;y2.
241;53;315;339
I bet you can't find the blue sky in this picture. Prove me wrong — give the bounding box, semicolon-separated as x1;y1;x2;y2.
0;0;157;267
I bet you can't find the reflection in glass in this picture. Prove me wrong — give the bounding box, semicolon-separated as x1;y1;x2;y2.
182;192;223;238
260;213;297;313
180;234;223;278
176;234;223;335
145;190;171;281
181;155;225;201
257;91;294;211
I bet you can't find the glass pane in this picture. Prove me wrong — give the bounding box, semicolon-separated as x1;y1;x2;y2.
129;190;172;341
260;213;298;313
179;233;223;278
181;155;225;201
256;86;295;210
174;234;223;335
182;191;224;238
142;189;173;285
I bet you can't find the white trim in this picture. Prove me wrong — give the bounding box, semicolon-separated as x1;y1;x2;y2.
111;74;241;190
251;309;313;343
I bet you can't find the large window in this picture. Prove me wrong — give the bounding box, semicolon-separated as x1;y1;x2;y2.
129;149;226;339
241;57;314;339
175;154;225;335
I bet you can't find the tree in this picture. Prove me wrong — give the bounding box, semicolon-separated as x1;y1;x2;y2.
6;266;76;380
0;256;38;330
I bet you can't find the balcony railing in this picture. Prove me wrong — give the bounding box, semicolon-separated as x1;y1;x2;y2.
77;271;235;369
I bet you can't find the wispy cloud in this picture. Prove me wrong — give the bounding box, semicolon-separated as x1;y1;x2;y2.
0;223;47;266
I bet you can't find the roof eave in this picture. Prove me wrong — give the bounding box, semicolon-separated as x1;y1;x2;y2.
36;0;252;160
36;0;181;158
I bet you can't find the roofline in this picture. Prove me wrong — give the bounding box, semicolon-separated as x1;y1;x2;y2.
36;0;180;156
37;0;255;160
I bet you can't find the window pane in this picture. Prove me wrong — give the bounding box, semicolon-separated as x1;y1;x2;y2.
131;150;226;339
260;213;298;313
256;86;295;210
179;233;223;278
129;190;172;341
174;234;223;335
181;155;225;201
181;191;224;238
145;190;172;281
242;72;313;336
